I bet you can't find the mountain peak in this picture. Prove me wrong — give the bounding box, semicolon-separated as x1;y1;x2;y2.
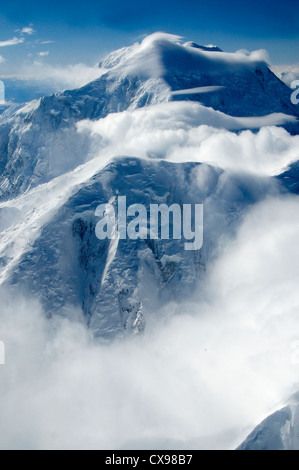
100;31;271;80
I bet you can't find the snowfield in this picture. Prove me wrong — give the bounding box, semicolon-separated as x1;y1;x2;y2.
0;32;299;450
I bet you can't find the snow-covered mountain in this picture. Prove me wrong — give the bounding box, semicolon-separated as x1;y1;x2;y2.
5;157;279;339
0;32;298;336
0;33;298;334
238;394;299;450
0;33;298;201
1;32;299;449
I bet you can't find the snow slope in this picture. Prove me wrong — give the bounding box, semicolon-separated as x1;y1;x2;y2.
238;394;299;450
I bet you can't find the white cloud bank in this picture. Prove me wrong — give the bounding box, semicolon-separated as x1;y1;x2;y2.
1;195;299;449
78;101;299;176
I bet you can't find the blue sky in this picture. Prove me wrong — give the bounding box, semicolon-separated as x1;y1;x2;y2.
0;0;298;83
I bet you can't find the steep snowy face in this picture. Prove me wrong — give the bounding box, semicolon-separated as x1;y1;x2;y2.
1;156;278;340
0;33;298;341
0;32;298;201
237;394;299;450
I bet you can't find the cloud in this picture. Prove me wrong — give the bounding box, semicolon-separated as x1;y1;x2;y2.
0;27;34;54
41;41;55;45
0;37;25;47
235;48;270;65
20;27;35;35
37;51;49;57
17;61;105;90
236;49;250;55
272;64;299;87
77;101;299;176
0;56;5;64
248;49;270;64
171;86;225;96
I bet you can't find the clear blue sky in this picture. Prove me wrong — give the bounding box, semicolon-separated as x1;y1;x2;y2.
0;0;298;76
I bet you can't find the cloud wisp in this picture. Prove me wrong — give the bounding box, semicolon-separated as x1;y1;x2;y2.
0;26;35;51
20;27;35;35
14;61;105;90
0;37;25;48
